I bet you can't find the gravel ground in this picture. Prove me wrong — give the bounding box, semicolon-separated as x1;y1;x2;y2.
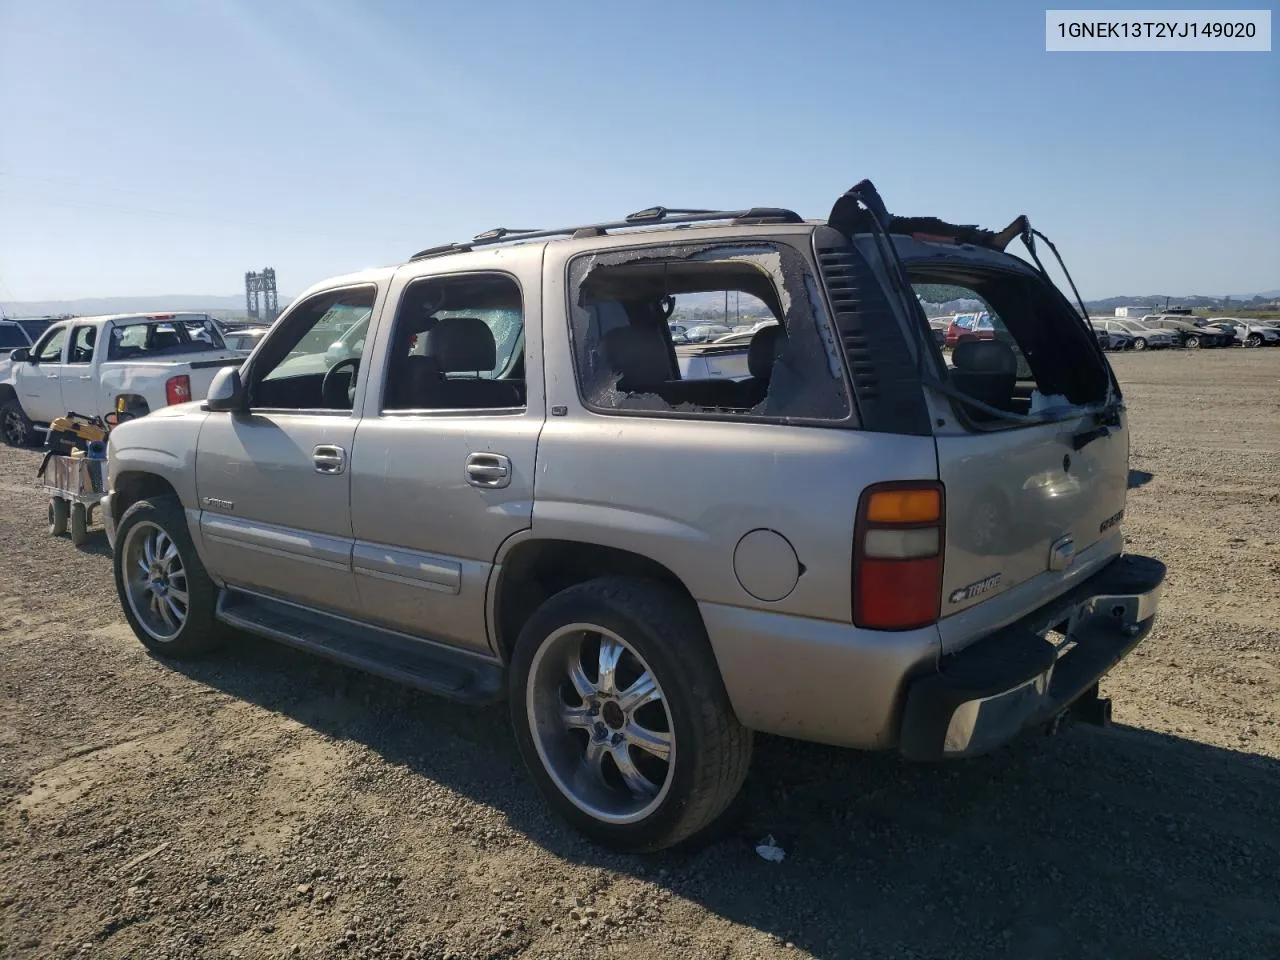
1;349;1278;960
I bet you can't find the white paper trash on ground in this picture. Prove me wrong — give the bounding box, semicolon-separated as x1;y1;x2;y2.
755;835;786;863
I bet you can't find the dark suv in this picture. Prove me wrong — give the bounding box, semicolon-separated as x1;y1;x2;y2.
0;317;58;357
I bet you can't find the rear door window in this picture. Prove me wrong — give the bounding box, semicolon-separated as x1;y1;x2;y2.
67;326;97;364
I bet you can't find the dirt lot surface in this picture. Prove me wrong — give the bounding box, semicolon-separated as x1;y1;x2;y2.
2;349;1278;959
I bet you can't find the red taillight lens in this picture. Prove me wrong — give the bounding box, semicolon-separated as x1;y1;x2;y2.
165;374;192;406
853;481;945;630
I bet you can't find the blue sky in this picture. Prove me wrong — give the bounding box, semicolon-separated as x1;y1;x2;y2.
1;0;1276;303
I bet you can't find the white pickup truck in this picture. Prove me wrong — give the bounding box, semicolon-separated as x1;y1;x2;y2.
0;313;242;446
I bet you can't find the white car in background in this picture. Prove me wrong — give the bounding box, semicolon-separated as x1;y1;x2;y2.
1203;317;1280;347
0;313;242;445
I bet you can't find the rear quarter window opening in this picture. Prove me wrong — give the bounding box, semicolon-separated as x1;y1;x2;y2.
567;242;852;423
913;268;1112;425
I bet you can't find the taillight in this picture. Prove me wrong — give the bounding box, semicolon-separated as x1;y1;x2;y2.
853;481;945;630
165;374;192;406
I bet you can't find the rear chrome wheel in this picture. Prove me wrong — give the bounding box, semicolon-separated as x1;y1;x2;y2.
510;577;752;851
1185;335;1201;349
526;623;675;825
1132;337;1147;351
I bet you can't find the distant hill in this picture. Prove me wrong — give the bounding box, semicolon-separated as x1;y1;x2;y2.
1084;290;1280;313
0;294;293;322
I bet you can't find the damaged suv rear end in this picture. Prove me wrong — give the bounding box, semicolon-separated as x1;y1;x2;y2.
815;183;1165;760
549;183;1166;770
523;183;1163;846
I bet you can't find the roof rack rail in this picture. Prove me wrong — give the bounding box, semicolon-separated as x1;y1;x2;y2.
408;206;804;261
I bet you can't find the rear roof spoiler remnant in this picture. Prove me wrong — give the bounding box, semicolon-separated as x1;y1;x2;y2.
828;187;1028;252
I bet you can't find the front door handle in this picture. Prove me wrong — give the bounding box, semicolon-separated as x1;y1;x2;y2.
465;453;512;489
46;374;59;380
313;444;347;475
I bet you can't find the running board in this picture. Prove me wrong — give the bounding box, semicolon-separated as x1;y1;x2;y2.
215;589;504;705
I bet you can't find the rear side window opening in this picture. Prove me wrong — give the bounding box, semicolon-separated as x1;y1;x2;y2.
913;266;1112;425
568;242;852;424
107;319;224;361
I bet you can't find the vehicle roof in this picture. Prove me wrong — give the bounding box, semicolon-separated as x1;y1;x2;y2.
294;222;823;301
45;311;216;328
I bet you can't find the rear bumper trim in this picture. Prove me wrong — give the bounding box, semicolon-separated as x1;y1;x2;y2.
900;553;1165;761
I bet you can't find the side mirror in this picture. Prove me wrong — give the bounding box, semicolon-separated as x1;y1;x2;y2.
205;366;246;413
10;347;30;363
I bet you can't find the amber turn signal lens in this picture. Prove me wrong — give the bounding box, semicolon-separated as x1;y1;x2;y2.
865;488;942;524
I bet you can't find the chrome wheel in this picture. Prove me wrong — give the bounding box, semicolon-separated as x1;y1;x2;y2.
1185;336;1200;349
526;623;675;825
122;521;190;642
1132;337;1146;351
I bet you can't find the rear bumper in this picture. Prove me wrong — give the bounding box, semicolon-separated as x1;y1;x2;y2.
899;553;1165;761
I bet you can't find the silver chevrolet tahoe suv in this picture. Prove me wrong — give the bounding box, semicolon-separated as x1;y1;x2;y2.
104;181;1165;851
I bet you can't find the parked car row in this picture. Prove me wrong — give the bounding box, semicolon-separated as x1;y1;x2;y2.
935;311;1280;352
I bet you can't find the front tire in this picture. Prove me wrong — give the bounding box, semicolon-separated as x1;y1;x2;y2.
113;496;224;658
1132;337;1147;351
1;399;35;447
509;577;752;852
1185;335;1201;349
1246;334;1262;348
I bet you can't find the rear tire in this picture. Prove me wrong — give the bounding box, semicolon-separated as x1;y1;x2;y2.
113;496;225;658
1;399;36;447
1132;337;1147;351
509;576;752;852
1246;334;1262;348
1185;335;1201;349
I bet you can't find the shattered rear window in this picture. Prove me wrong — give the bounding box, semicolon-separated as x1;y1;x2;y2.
567;242;851;423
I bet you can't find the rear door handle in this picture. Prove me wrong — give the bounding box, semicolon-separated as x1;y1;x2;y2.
465;453;512;489
313;444;347;475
